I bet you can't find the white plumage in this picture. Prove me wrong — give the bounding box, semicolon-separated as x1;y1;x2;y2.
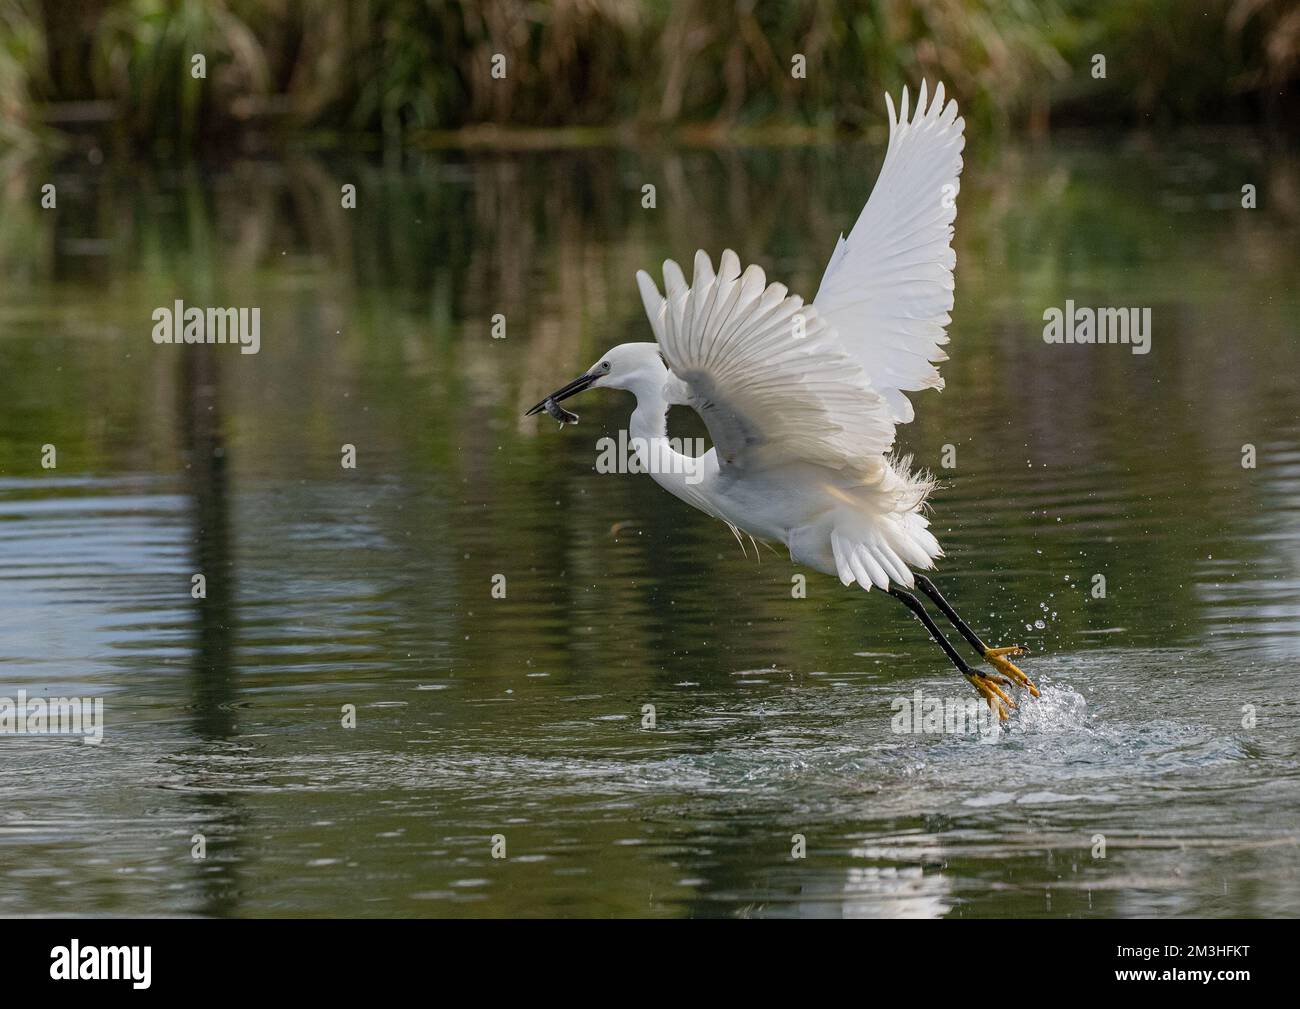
529;81;1039;716
815;79;965;425
531;80;966;595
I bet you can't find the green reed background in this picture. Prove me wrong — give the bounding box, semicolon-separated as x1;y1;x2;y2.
2;0;1297;154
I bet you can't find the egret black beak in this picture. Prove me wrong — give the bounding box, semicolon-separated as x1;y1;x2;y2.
525;372;598;416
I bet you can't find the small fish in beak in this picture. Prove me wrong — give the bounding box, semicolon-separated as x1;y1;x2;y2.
526;370;598;424
542;396;579;427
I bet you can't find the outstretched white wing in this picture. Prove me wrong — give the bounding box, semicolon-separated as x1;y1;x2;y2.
637;249;895;475
814;80;966;424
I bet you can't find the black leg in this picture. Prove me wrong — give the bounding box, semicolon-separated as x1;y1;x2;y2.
913;574;1039;697
888;587;976;676
913;574;989;655
889;585;1018;717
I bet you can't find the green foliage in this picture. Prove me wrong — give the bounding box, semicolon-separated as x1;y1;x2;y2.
91;0;269;147
0;0;1294;149
0;0;47;150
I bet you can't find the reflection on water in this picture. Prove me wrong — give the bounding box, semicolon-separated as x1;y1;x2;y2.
0;133;1298;917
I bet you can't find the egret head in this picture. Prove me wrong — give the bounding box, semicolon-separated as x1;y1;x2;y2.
525;342;665;417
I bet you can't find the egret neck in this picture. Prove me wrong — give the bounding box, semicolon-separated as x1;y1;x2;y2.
626;361;715;507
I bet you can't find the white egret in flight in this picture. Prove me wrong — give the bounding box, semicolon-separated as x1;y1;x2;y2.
527;81;1037;717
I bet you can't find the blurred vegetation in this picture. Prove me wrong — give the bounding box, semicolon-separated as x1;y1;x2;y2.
0;0;1296;153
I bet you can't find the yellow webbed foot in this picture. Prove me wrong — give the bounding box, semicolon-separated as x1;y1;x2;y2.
983;645;1040;697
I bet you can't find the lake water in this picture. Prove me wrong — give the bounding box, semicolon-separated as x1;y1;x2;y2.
1;133;1298;917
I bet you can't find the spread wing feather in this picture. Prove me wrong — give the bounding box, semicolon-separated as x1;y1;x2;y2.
814;80;966;424
637;250;895;475
634;82;964;484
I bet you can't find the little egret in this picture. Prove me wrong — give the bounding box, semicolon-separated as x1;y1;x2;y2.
527;81;1037;717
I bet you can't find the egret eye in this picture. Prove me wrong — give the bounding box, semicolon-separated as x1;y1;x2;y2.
600;361;611;372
